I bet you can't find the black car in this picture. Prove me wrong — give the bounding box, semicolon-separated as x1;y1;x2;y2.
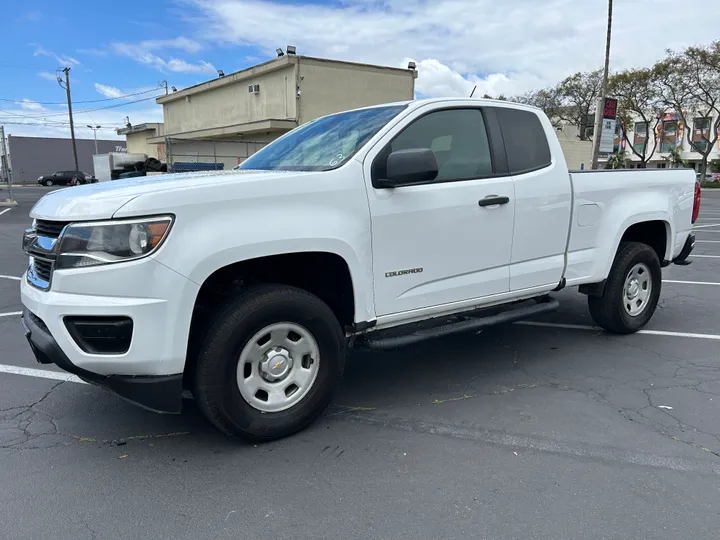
37;170;97;186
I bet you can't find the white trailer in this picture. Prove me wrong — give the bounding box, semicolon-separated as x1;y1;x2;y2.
93;152;147;182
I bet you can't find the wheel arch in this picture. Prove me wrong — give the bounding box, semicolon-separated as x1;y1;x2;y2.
184;251;357;386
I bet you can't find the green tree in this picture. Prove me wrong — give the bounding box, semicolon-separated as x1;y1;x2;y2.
664;147;688;168
554;70;603;140
605;149;629;169
654;41;720;180
608;68;663;166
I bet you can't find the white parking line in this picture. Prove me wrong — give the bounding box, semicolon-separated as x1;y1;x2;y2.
692;254;720;259
0;311;21;318
664;279;720;286
0;275;21;281
0;364;85;384
696;240;720;243
0;208;11;217
694;223;720;229
515;321;720;341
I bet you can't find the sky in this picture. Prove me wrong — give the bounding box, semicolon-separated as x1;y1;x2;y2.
1;0;719;141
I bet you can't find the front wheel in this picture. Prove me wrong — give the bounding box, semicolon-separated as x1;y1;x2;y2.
194;284;346;442
588;242;662;334
44;179;53;187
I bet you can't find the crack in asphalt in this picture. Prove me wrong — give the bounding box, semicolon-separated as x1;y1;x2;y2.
0;380;67;450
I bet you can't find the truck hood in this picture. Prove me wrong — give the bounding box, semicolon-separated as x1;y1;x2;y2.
30;169;306;221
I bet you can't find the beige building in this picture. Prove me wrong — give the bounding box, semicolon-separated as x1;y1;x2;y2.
554;123;593;170
146;54;416;170
117;123;165;159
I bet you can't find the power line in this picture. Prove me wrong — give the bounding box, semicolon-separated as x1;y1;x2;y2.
0;86;163;106
0;121;121;129
0;94;163;120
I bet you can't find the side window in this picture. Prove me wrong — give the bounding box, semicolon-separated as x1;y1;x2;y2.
374;109;493;183
495;107;551;174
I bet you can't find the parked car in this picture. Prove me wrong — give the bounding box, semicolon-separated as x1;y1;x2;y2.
697;172;720;183
37;170;96;186
21;98;700;442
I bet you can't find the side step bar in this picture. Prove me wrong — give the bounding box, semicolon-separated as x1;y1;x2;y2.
359;298;560;350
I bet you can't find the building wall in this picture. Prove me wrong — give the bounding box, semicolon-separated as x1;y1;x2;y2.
559;139;593;170
126;131;159;158
167;139;268;171
7;136;126;184
163;65;296;136
612;113;720;169
297;58;415;125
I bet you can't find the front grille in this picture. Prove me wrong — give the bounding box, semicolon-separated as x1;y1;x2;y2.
35;219;70;239
33;258;53;282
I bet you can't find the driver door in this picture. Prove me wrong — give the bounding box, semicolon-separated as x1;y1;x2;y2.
364;106;515;318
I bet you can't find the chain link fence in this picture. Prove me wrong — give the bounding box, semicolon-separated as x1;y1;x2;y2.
164;138;268;173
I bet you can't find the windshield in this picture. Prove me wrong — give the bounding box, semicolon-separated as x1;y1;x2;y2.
239;105;406;171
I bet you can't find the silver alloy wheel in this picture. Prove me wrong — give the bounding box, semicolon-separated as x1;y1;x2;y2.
623;262;652;316
236;322;321;413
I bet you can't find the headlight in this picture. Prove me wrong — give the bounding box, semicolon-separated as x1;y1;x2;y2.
55;216;173;269
38;176;43;181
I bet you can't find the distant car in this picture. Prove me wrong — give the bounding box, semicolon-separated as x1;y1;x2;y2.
37;171;96;186
696;172;719;183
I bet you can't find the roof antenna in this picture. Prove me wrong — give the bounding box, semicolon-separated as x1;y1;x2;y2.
469;86;477;98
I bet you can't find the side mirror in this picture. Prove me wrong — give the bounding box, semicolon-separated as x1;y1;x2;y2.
380;148;438;187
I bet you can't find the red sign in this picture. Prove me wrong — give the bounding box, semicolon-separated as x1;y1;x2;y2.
603;98;618;120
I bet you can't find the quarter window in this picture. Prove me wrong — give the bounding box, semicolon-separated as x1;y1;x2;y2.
495;107;552;174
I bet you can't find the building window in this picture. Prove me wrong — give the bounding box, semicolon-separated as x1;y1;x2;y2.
692;117;711;153
633;122;648;154
660;120;677;153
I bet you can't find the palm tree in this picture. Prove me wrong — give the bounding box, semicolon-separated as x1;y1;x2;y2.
605;149;628;169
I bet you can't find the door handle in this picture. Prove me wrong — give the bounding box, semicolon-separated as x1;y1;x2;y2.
478;196;510;207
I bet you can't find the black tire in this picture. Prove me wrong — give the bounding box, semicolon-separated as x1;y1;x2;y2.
194;284;345;442
588;241;662;334
44;179;53;187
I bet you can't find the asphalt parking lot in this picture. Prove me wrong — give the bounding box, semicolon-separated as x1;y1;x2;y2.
1;185;720;540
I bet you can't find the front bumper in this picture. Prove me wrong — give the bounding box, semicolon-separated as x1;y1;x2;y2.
19;255;200;413
21;308;182;413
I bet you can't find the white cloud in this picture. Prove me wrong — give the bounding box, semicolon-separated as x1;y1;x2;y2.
186;0;720;97
94;83;124;99
32;44;81;66
136;37;204;53
37;71;57;82
111;40;215;74
18;99;46;111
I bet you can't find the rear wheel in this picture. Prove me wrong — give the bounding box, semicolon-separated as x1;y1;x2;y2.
588;241;662;334
193;284;345;442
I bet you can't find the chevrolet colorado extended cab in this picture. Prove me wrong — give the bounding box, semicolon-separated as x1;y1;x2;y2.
20;98;700;441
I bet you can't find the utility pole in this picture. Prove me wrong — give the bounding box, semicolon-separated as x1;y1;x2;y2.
58;67;79;171
87;125;101;154
0;126;14;201
590;0;613;169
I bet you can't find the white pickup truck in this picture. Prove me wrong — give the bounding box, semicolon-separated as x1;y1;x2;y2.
20;98;700;441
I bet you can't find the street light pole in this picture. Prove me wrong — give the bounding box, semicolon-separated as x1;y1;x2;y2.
590;0;613;170
86;125;101;154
